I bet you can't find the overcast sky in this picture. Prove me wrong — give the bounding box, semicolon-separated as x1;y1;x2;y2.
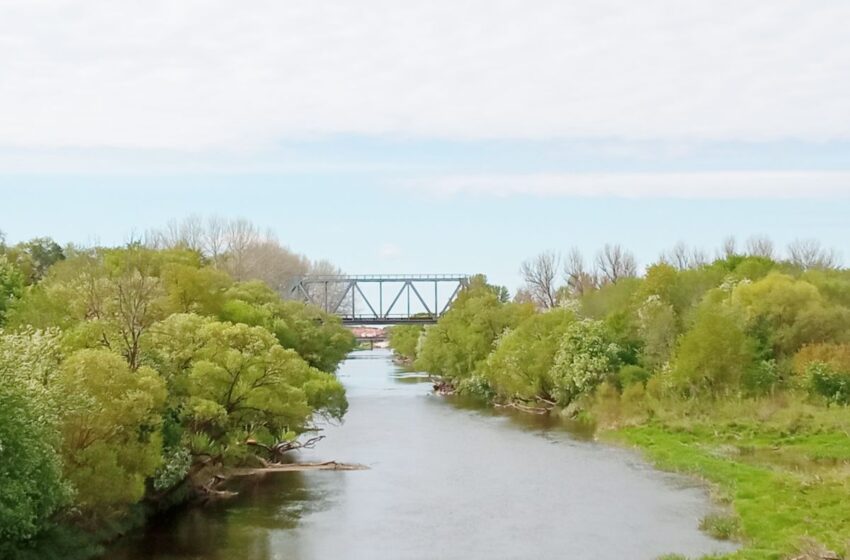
1;1;849;288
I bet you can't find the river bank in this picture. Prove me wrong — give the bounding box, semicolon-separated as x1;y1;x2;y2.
102;349;734;560
600;397;850;560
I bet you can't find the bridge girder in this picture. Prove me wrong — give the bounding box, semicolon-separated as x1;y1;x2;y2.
291;274;470;325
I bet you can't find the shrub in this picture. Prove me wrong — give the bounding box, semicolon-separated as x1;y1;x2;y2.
616;365;651;389
793;343;850;376
807;362;850;405
743;359;781;395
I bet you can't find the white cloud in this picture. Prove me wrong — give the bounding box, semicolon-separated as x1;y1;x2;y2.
406;171;850;199
0;0;849;151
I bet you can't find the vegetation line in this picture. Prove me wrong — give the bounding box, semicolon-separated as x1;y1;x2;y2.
389;237;850;560
0;219;355;559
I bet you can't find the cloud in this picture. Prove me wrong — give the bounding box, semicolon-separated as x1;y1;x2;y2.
406;171;850;199
0;0;849;152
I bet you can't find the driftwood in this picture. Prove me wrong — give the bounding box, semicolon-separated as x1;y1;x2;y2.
246;435;326;463
230;461;368;476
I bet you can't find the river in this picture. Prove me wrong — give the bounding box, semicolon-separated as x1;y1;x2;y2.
107;349;736;560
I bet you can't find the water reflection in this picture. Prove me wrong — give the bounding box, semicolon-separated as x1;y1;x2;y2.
106;349;736;560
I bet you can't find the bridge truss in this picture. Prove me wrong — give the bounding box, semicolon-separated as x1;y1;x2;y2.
291;274;470;325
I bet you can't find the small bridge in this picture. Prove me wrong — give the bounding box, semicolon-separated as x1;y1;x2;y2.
291;274;470;325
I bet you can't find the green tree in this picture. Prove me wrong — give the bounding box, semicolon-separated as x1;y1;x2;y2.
731;273;850;357
56;349;166;517
548;319;620;406
0;329;68;551
387;324;424;361
0;254;24;325
146;314;347;464
220;281;354;372
480;308;575;402
8;237;66;284
671;306;757;395
416;277;534;380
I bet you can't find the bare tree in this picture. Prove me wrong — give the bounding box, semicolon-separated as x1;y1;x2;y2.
520;251;561;309
224;219;262;279
746;235;775;259
595;244;637;284
720;235;737;259
203;215;228;264
787;239;840;270
238;239;310;292
179;214;205;252
661;242;709;270
563;247;597;296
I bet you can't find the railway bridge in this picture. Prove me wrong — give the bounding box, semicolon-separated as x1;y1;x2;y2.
290;274;470;325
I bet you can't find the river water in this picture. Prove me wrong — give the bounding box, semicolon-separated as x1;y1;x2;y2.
108;349;735;560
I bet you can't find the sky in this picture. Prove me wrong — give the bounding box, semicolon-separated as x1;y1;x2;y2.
1;1;849;290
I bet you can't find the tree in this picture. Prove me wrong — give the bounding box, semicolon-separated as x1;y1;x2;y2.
6;237;66;284
660;241;708;270
671;306;756;395
0;329;68;551
731;273;850;357
219;281;354;373
719;235;737;259
636;295;678;370
387;324;424;361
146;315;346;464
787;239;839;270
481;308;576;402
416;276;534;380
595;244;637;284
0;254;24;325
56;349;166;517
564;247;597;296
519;252;561;309
548;319;620;405
746;235;775;259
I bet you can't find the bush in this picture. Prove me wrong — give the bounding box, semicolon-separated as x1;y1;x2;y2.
616;365;651;389
743;359;781;395
807;362;850;405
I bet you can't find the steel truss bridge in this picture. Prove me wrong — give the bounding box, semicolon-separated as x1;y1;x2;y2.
291;274;470;325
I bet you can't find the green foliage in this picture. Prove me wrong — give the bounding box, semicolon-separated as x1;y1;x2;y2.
807;362;850;405
731;273;850;358
548;319;620;406
480;308;575;402
220;281;354;372
455;375;496;401
387;324;424;361
0;331;68;548
416;276;534;380
0;254;24;324
1;240;352;553
635;295;677;370
57;349;166;516
616;364;651;389
5;237;66;284
671;306;757;395
147;314;347;462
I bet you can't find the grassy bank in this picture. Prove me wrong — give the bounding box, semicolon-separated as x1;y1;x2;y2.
596;396;850;559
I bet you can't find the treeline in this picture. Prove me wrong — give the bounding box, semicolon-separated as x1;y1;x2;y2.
391;236;850;411
0;224;354;558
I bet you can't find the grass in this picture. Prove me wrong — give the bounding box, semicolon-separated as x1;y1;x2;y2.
597;395;850;559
